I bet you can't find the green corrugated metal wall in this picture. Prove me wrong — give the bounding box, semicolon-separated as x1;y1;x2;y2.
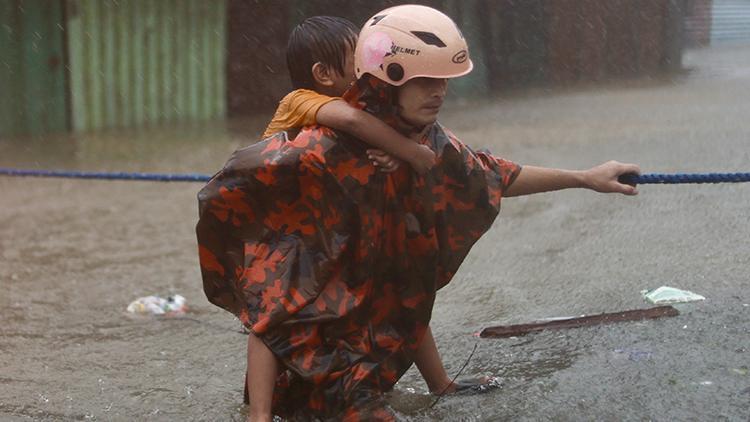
65;0;226;132
0;0;68;137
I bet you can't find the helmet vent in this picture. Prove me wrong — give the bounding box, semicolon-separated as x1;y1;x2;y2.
410;31;447;47
386;63;404;82
370;15;387;26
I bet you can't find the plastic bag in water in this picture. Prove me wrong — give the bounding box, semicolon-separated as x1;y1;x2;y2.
126;294;187;315
641;286;705;304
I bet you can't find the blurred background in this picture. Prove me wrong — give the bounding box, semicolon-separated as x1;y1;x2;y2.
2;0;748;137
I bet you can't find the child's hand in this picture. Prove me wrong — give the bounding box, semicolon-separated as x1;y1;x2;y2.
367;149;401;173
409;144;436;174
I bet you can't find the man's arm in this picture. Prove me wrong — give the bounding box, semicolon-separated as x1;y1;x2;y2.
317;100;436;174
504;161;641;197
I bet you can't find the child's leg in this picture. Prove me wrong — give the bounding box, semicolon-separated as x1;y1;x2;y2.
246;332;278;422
413;325;453;393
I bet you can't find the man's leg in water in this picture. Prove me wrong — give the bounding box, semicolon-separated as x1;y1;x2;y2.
413;326;454;393
246;332;278;422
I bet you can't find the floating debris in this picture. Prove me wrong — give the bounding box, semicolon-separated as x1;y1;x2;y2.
126;294;187;315
613;348;653;362
641;286;705;304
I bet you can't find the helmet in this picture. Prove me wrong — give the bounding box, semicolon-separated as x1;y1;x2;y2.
354;4;473;86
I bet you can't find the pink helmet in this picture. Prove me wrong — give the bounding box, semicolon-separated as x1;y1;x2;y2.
354;4;474;86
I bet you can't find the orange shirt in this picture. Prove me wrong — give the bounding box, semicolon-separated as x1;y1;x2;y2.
262;89;338;138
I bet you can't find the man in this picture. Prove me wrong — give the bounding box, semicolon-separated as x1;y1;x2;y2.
196;5;639;421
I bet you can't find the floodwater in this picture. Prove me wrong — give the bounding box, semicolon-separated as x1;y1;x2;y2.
2;45;749;421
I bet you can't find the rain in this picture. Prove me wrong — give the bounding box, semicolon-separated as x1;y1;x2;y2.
1;1;749;420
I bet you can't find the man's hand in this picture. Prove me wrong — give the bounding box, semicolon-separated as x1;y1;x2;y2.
367;149;401;173
583;160;641;195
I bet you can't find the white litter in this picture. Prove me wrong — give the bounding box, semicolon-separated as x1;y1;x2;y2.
641;286;705;304
126;294;187;315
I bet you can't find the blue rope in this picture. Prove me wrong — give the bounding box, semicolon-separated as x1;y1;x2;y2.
0;168;211;182
1;168;750;185
619;172;750;185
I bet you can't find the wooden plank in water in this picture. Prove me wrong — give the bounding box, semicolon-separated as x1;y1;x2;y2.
479;306;679;339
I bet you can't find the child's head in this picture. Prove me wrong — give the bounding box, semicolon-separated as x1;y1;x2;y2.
286;16;359;96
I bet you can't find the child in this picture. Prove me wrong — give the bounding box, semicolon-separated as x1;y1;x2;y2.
262;16;436;174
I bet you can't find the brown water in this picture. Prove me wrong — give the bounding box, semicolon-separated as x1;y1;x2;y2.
2;45;749;421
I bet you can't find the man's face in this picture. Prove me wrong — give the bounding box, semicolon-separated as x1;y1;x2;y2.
396;77;448;128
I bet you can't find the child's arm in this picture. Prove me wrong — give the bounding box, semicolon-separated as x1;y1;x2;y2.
317;100;436;174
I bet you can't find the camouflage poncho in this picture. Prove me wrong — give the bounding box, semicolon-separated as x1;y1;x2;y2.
196;75;520;420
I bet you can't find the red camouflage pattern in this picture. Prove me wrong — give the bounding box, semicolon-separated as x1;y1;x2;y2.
196;75;520;420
